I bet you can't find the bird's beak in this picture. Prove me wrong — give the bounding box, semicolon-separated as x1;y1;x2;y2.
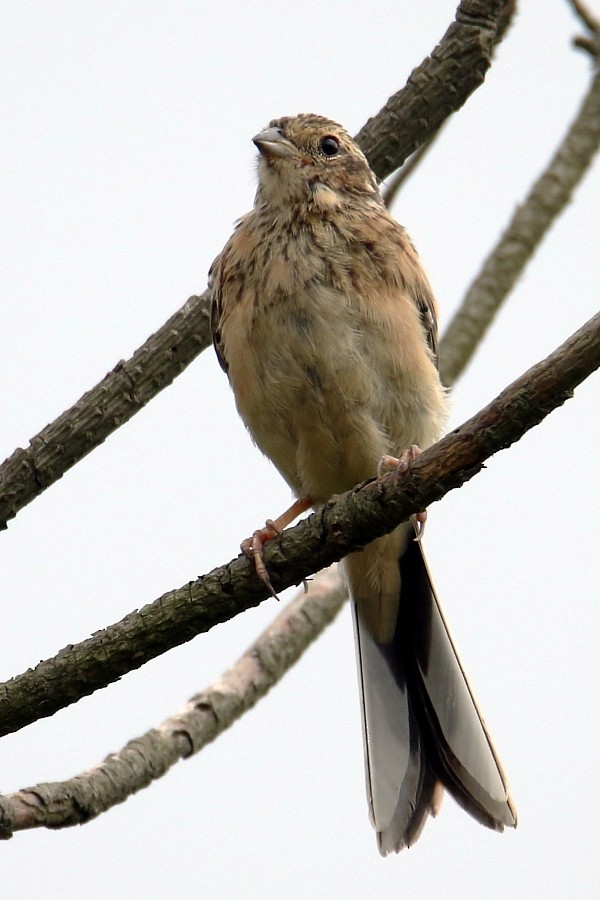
252;128;296;160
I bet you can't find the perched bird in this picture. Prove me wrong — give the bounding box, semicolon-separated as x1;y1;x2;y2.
209;114;516;853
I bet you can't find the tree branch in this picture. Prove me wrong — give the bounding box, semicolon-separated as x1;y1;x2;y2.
0;0;509;533
1;310;598;749
0;568;345;836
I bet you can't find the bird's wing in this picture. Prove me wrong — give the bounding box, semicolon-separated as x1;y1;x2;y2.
208;254;229;375
412;286;439;365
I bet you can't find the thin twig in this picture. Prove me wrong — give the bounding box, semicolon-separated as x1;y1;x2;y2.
381;135;439;209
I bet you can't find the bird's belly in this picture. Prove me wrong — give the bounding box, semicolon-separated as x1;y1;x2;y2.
225;289;444;503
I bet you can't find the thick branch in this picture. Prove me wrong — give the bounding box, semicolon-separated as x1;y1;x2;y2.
0;568;345;836
0;0;508;532
439;62;600;385
0;310;598;742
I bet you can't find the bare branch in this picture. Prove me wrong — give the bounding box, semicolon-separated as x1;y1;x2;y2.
0;568;345;836
439;31;600;385
0;310;598;749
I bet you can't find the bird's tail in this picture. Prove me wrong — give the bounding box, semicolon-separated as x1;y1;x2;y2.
352;536;517;854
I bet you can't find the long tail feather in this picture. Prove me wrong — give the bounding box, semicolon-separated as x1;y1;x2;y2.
353;538;516;854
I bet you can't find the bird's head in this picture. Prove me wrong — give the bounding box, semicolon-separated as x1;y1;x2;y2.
252;114;380;210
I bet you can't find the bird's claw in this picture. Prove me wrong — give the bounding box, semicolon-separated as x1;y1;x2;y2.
377;445;427;540
241;523;281;600
240;497;313;598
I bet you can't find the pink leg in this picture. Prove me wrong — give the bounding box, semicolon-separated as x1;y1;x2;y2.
241;496;313;597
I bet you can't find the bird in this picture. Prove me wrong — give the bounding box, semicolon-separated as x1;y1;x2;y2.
209;113;516;853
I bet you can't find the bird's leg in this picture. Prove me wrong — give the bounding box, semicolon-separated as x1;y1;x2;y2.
377;445;427;540
241;496;313;598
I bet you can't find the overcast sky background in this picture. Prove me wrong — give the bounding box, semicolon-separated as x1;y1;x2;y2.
1;2;599;898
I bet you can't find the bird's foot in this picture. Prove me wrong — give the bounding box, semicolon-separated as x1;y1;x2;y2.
377;445;427;541
240;496;313;599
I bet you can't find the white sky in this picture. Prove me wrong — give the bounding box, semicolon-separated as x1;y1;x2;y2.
1;2;599;898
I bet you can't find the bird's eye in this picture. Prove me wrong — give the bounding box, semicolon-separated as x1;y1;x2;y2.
319;136;340;157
